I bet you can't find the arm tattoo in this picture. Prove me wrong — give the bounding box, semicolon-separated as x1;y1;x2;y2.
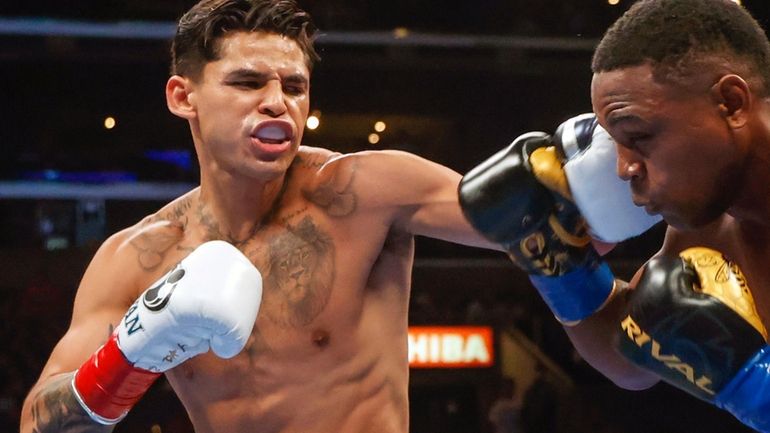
29;373;113;433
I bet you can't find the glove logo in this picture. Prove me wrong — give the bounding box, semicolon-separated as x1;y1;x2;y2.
143;268;185;312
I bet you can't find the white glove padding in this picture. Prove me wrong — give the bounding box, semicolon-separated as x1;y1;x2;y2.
557;113;662;243
116;240;262;372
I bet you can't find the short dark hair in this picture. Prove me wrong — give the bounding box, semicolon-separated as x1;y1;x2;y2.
592;0;770;95
171;0;319;80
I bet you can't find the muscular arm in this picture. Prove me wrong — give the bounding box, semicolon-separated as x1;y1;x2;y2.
561;225;700;391
24;373;110;433
332;149;503;250
20;233;140;433
563;280;660;390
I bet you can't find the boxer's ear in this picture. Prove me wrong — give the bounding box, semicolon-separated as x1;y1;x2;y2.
166;75;197;120
711;74;750;129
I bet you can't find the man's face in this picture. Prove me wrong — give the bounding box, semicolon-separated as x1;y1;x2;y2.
188;31;310;182
591;63;744;230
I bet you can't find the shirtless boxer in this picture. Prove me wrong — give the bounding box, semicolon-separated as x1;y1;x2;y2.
18;1;508;432
460;0;770;431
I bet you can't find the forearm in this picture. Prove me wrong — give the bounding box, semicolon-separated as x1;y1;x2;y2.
563;282;659;390
21;373;114;433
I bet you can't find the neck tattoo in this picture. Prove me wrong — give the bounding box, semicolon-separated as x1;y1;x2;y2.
197;171;291;247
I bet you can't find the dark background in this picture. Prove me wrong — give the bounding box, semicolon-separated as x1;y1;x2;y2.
2;1;769;432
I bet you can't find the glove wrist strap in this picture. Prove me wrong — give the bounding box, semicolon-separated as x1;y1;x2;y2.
714;346;770;432
72;333;161;425
529;261;615;325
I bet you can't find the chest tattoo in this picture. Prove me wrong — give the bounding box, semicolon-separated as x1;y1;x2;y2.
259;216;335;328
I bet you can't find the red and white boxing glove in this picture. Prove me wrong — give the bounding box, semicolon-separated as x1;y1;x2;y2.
71;240;263;424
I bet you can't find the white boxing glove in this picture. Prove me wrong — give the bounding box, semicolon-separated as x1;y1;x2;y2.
72;240;262;424
117;240;263;371
554;113;662;242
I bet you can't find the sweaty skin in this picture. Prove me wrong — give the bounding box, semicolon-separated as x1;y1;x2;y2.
20;32;497;433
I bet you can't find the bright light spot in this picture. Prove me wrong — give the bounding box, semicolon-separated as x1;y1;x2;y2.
732;0;742;4
368;133;380;145
393;27;409;39
608;0;620;5
306;115;320;130
374;121;386;132
150;424;162;433
104;116;116;129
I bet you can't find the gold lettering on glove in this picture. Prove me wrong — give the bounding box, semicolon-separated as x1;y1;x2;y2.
511;231;554;275
621;315;715;395
679;247;768;341
512;231;571;276
547;214;591;248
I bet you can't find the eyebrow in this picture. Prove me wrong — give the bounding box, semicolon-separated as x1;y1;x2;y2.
283;74;309;86
224;68;308;85
224;69;267;81
606;113;643;128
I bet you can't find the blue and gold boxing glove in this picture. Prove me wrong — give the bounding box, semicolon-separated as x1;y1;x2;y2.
619;247;770;432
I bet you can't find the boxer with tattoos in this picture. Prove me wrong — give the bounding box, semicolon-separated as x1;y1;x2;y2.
19;1;500;432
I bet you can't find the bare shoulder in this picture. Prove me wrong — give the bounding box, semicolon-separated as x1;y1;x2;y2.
302;148;460;210
125;193;196;272
293;145;341;173
73;193;194;315
295;147;481;243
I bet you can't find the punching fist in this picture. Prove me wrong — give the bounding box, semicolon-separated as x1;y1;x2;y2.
459;128;614;324
459;130;595;274
619;247;770;431
72;241;263;424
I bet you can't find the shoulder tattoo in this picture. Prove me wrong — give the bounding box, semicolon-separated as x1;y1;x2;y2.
303;158;358;217
129;222;184;272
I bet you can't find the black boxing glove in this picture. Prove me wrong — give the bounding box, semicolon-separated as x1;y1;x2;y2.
618;247;770;432
459;130;615;324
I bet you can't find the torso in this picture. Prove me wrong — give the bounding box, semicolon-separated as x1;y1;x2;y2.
117;147;413;433
664;214;770;328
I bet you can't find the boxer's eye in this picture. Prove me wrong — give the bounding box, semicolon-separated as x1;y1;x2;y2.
627;133;652;148
283;84;305;96
230;80;264;89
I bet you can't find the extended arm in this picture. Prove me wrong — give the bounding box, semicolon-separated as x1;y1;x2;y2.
458;114;661;387
325;149;504;250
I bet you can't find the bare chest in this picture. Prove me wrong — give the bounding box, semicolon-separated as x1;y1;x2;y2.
159;210;412;432
136;203;410;347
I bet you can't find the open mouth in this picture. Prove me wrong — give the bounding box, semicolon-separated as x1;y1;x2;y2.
254;124;291;144
250;121;294;157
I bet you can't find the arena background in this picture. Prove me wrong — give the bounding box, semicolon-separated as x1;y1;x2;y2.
1;1;769;432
